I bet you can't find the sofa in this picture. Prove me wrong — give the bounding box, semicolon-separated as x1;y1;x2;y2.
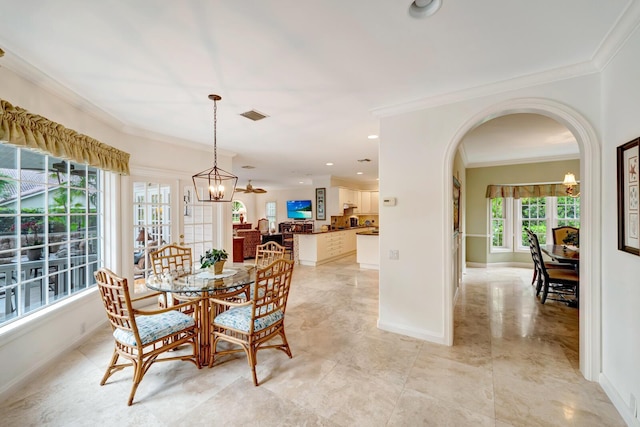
236;229;262;259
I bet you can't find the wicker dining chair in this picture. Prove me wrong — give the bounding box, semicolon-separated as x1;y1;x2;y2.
94;267;200;405
150;244;193;310
254;241;286;269
209;258;294;386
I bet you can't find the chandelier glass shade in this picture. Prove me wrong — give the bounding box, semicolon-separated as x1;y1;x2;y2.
192;94;238;202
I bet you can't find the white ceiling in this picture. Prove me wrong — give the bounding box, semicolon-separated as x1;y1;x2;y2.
0;0;634;189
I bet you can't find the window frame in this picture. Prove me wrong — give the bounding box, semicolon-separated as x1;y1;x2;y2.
490;195;580;253
0;145;103;327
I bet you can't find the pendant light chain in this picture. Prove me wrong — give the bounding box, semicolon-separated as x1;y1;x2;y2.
213;96;218;167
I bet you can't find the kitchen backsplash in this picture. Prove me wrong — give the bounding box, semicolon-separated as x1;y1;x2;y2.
330;214;379;228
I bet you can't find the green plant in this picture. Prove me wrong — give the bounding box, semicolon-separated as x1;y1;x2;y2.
199;248;228;268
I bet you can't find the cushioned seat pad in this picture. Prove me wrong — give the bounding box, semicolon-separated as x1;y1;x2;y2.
114;310;196;346
214;305;283;332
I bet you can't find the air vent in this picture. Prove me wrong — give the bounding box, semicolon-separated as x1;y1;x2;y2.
241;165;256;169
358;158;371;163
240;110;268;121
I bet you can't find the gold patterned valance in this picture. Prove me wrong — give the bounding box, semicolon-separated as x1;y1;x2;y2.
0;98;130;175
486;184;575;199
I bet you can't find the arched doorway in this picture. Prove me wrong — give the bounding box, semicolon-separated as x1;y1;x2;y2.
444;98;601;381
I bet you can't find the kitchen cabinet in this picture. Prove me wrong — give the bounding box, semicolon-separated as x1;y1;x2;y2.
297;228;361;266
358;191;379;214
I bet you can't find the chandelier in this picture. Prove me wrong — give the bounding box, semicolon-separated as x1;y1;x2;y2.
192;94;238;202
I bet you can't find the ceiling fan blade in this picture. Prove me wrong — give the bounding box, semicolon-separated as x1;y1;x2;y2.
235;187;248;193
254;188;267;193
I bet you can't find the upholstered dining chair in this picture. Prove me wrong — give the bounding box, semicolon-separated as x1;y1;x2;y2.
209;258;294;386
150;244;193;310
94;268;200;405
257;218;269;234
552;226;580;245
528;232;579;304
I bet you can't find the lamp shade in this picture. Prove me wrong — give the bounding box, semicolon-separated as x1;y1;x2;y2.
563;173;578;187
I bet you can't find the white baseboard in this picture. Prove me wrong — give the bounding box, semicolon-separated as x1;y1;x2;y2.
377;319;447;345
600;372;640;426
466;262;531;269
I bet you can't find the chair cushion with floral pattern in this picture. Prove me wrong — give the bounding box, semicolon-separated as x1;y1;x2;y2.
214;305;283;333
113;310;196;346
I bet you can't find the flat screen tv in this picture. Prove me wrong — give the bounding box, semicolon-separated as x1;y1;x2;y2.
287;200;312;219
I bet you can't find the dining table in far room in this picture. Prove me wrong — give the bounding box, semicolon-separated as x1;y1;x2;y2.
541;244;579;267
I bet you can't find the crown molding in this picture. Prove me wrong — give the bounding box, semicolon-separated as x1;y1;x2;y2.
465;153;580;169
372;61;599;118
373;2;640;118
592;0;640;70
1;50;128;131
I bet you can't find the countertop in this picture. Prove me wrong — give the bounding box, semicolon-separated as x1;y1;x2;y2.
356;230;379;236
305;226;375;235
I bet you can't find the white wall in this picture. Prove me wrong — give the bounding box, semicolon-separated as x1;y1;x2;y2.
600;24;640;423
379;73;601;344
379;45;639;423
0;66;234;399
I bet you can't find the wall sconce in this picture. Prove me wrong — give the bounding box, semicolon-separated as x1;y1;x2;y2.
563;172;580;198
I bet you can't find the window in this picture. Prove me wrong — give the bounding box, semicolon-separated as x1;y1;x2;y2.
0;144;101;326
265;201;276;231
132;181;171;287
182;186;213;264
490;198;507;248
232;200;246;224
490;196;580;252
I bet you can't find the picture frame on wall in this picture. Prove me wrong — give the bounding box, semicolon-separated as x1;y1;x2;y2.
316;187;326;220
617;137;639;255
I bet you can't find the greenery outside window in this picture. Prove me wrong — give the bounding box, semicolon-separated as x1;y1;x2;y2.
490;196;580;252
232;200;246;224
0;144;101;327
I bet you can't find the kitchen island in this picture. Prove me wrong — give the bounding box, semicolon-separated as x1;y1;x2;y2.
297;227;372;266
356;229;379;270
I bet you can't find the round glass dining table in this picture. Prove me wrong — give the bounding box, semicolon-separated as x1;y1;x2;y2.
146;264;255;365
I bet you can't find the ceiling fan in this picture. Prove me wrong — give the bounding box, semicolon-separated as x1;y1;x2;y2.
236;180;267;194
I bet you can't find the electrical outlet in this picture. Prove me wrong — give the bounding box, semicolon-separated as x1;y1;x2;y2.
389;250;399;260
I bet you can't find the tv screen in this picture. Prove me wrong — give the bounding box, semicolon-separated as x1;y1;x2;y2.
287;200;312;219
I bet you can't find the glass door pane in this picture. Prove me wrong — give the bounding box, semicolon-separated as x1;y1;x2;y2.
132;181;172;290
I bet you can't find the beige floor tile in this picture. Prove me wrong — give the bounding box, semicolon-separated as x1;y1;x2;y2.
0;261;626;427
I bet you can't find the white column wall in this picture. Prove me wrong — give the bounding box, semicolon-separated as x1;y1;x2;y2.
378;73;601;342
600;24;640;423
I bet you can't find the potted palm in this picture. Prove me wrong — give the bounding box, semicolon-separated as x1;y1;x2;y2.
200;248;229;274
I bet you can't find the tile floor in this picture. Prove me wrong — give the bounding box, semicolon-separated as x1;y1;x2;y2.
0;257;626;426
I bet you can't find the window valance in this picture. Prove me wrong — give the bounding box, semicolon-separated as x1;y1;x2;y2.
486;183;574;199
0;98;130;175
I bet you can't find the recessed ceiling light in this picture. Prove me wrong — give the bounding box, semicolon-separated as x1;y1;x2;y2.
357;172;363;175
368;135;378;140
408;0;442;19
299;181;304;184
326;162;334;166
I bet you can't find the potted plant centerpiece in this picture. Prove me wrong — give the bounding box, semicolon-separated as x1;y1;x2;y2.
200;248;229;274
